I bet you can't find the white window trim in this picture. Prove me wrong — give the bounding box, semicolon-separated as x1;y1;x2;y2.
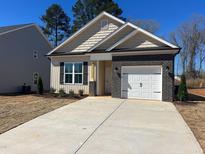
101;19;109;30
64;62;83;85
33;72;39;85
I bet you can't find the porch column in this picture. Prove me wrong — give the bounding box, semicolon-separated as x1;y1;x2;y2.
96;61;100;95
89;62;97;96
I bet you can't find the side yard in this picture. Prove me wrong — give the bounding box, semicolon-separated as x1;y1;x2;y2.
175;89;205;153
0;94;81;134
189;89;205;98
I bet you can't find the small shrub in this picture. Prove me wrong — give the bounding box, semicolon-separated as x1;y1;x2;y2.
37;76;44;95
50;87;56;94
78;89;84;96
69;90;75;97
177;74;188;101
59;88;66;97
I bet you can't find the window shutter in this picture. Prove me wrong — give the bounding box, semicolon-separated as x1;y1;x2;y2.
60;62;64;84
83;62;88;85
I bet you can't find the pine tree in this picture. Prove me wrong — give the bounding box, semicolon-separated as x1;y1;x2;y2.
72;0;124;32
41;4;71;46
177;74;188;101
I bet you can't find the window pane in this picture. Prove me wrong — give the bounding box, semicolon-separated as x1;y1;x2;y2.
75;63;82;73
65;64;73;73
65;74;72;83
33;72;39;85
75;74;82;83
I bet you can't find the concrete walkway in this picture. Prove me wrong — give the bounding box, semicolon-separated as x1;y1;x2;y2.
0;97;203;154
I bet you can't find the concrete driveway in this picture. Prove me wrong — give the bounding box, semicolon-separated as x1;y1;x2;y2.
0;97;202;154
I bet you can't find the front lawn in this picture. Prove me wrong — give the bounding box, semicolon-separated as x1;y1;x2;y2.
0;94;82;134
175;89;205;153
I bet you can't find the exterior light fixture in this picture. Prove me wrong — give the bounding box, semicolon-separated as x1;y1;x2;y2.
114;67;119;72
166;66;170;72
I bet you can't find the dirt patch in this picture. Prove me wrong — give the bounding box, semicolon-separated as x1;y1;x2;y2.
189;89;205;97
175;102;205;153
0;94;81;134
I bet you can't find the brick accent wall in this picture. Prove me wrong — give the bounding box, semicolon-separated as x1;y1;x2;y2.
112;54;174;102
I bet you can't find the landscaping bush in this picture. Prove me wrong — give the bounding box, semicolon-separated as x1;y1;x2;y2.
37;76;44;95
177;74;188;101
59;88;66;97
78;89;84;96
50;87;56;94
69;90;75;97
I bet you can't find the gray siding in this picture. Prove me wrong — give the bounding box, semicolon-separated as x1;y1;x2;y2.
112;54;174;102
0;25;51;93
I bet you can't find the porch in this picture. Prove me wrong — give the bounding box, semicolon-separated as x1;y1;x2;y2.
89;60;112;96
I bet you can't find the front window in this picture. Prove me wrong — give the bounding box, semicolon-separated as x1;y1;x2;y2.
65;63;83;84
33;51;38;59
33;72;39;85
101;19;109;30
65;63;73;84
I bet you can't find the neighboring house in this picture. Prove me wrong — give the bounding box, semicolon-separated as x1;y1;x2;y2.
47;12;180;102
0;24;52;93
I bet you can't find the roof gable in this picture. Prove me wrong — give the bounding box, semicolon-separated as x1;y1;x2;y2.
58;16;121;53
48;12;179;56
0;24;34;35
88;23;134;51
48;12;125;55
0;24;52;48
111;31;164;50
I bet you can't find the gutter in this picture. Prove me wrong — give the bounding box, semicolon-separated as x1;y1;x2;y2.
47;47;181;57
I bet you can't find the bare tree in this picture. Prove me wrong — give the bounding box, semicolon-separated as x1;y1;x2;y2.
198;44;205;76
169;31;188;74
169;15;205;77
130;19;160;34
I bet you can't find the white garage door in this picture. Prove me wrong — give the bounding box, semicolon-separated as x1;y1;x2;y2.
121;66;162;100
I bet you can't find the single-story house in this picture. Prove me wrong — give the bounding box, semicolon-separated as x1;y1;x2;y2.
47;12;180;102
0;24;52;93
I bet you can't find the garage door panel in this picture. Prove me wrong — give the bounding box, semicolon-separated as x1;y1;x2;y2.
152;93;161;100
141;75;151;81
128;74;140;83
121;66;162;100
142;88;152;93
152;84;161;91
151;75;161;82
129;84;140;89
142;92;152;98
128;92;141;98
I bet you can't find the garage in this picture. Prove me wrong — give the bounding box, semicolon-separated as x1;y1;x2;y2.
121;66;162;100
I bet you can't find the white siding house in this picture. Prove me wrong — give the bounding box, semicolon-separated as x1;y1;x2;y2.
48;12;180;101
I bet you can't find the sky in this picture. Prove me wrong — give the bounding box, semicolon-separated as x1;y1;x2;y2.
0;0;205;74
1;0;205;37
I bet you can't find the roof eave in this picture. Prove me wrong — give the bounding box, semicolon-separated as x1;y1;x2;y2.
48;47;180;57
